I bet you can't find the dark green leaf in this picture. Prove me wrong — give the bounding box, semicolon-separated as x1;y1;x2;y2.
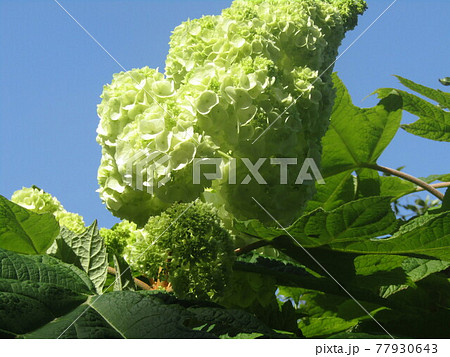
327;332;391;338
187;305;284;338
235;252;392;320
234;253;323;290
90;292;213;338
52;222;108;293
220;332;264;339
329;211;450;261
26;291;284;339
112;254;136;291
359;280;450;339
271;238;396;305
353;254;450;298
23;304;123;338
0;248;95;294
0;249;281;338
233;219;280;240
0;248;94;335
355;168;381;198
237;197;397;248
272;235;449;309
287;197;397;246
295;290;384;338
441;188;450;212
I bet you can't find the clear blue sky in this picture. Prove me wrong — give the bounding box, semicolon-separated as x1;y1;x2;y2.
1;0;449;229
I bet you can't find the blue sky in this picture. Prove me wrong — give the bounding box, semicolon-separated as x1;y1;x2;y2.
0;0;449;229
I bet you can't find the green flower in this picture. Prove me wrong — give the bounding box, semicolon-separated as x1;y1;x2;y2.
123;200;235;299
97;0;366;226
12;187;85;233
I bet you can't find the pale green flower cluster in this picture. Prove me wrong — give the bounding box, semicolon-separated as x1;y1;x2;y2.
100;201;235;299
100;219;141;256
96;0;366;226
54;210;86;234
97;68;218;225
11;187;86;233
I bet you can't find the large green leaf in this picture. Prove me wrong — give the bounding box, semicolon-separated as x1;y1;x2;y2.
379;176;416;200
0;249;95;294
329;211;450;261
52;222;108;293
272;234;449;310
377;76;450;142
305;171;356;212
358;273;450;338
353;254;450;298
217;261;304;337
235;253;326;291
0;195;59;254
321;74;402;178
236;253;391;310
294;289;385;338
23;292;210;339
0;248;94;335
308;74;401;211
187;305;287;338
236;197;397;248
0;249;282;339
288;197;397;247
26;291;284;339
378;257;450;298
278;252;450;338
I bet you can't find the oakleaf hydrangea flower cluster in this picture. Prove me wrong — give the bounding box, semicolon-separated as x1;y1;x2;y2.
96;0;366;226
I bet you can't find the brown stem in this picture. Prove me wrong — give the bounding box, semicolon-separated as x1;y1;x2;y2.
234;240;270;255
416;182;450;192
107;266;152;290
362;163;445;200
